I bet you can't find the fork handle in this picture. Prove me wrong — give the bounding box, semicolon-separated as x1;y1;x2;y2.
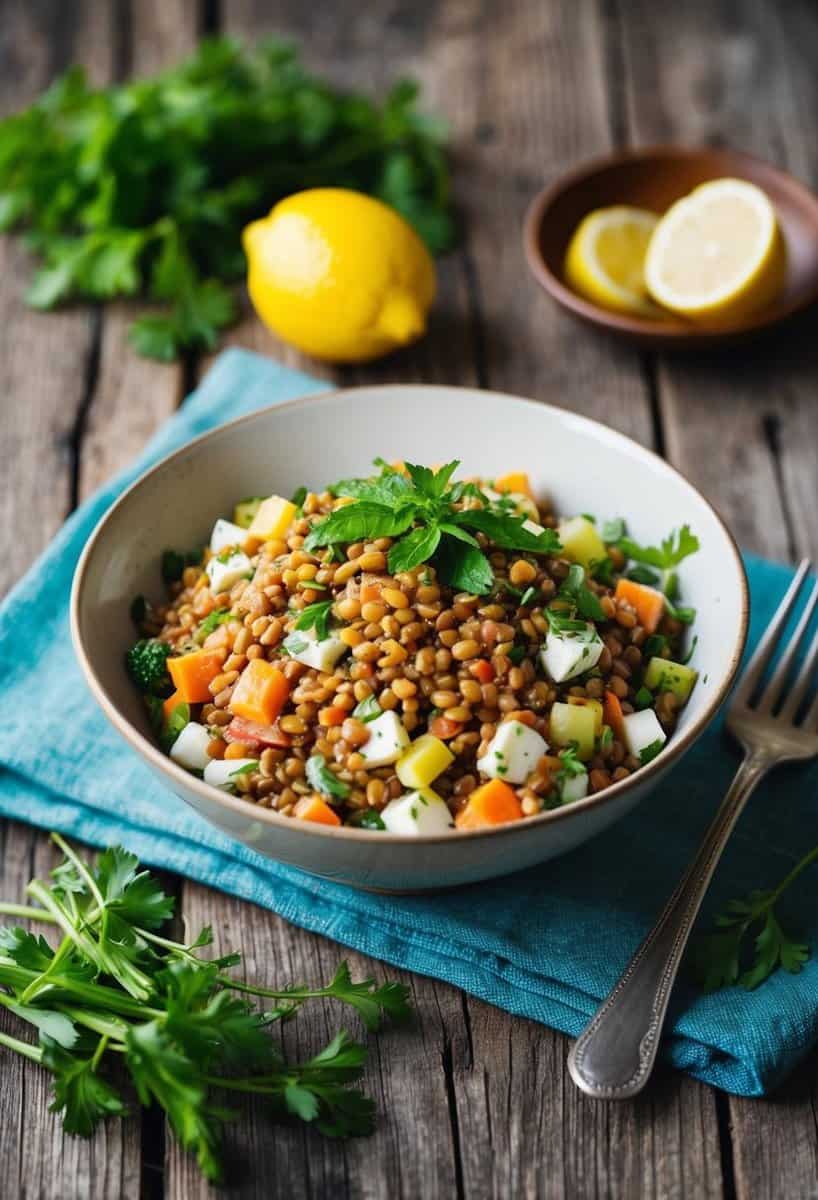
567;751;771;1099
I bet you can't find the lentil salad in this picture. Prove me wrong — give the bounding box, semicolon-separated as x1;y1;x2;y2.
126;460;700;834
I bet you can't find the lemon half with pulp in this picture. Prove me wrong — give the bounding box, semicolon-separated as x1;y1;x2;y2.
564;206;660;317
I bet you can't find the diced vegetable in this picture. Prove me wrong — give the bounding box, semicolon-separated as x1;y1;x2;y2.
228;660;289;726
293;796;342;826
247;495;297;540
476;719;548;784
204;757;258;790
429;715;462;740
283;627;348;672
169;722;211;771
604;690;626;741
396;734;455;789
125;639;171;693
455;779;523;829
168;649;224;703
206;550;253;594
558;515;607;569
494;471;533;499
163;689;183;720
560;769;589;804
233;497;262;529
224;715;291;749
210;518;248;553
469;659;494;683
567;695;603;734
614;577;665;633
644;656;698;701
381;789;454;835
540;626;604;682
358;712;410;767
621;708;667;759
548;702;596;761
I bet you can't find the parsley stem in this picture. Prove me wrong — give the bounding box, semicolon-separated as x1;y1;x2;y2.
0;902;56;923
91;1034;109;1071
0;1028;42;1064
770;843;818;903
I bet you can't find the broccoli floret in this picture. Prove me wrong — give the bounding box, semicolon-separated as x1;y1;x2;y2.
125;640;172;693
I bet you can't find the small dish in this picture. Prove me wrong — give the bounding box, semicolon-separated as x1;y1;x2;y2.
71;384;748;891
524;144;818;348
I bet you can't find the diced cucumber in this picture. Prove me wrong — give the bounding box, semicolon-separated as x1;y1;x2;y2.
549;702;596;761
644;656;698;702
558;516;607;569
233;497;263;529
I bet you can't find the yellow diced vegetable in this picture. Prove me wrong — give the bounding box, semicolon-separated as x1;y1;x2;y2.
396;734;455;789
549;701;597;761
558;515;606;569
247;495;297;540
567;695;603;734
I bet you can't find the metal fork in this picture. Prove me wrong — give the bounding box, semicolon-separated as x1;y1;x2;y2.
568;559;818;1100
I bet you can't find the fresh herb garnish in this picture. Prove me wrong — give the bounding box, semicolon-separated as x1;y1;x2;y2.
519;585;537;607
507;645;527;665
627;565;661;587
306;459;560;595
293;600;334;641
545;608;595;636
690;844;817;991
617;525;699;595
306;755;351;800
352;695;382;723
634;686;654;710
160;702;191;754
347;809;387;831
597;726;614;751
558;563;606;622
161;548;200;584
590;556;615;585
638;739;664;765
290;485;308;511
195;608;235;642
0;40;453;361
0;836;410;1180
229;761;258;778
556;745;586;782
664;596;697;625
602;517;626;543
642;634;668;659
680;635;699;665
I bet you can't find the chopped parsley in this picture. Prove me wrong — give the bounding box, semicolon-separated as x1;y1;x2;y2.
229;761;258;778
634;686;654;710
352;695;382;723
293;599;334;640
638;739;665;765
306;755;351;800
195;608;235;642
558;563;606;622
348;809;386;830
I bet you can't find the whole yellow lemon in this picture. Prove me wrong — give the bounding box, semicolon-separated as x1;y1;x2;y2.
242;188;436;363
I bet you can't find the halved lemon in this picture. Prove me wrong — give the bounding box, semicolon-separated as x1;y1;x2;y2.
564;206;660;317
644;178;785;323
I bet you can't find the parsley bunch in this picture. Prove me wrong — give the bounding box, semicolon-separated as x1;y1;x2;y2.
0;38;453;360
305;459;561;594
0;835;410;1181
690;843;817;992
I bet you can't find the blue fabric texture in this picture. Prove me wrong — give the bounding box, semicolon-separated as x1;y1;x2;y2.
0;347;816;1097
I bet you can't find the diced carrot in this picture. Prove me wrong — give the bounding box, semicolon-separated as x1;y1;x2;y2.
319;705;347;727
614;578;665;634
168;650;224;703
360;576;382;605
494;471;533;499
228;660;289;726
604;691;626;741
293;796;342;826
469;659;495;684
455;779;523;829
429;716;462;740
163;689;184;720
224;716;291;749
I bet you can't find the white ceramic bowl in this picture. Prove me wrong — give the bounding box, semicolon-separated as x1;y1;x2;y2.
71;385;748;891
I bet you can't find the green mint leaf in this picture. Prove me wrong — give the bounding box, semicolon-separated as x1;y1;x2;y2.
437;522;479;547
387;524;441;573
306;755;351;800
450;509;561;555
434;536;494;595
330;467;414;506
303;502;416;551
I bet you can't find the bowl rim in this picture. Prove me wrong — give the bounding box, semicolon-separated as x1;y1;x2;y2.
70;382;750;847
523;142;818;342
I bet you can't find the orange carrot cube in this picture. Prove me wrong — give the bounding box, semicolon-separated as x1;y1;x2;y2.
293;796;342;826
167;650;224;703
228;659;289;726
455;779;523;829
614;578;666;633
494;471;533;499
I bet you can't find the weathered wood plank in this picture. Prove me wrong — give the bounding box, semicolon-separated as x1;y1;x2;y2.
617;0;818;561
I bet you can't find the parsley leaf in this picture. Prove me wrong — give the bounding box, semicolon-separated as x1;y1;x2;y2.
638;739;665;765
352;695;382;723
195;608;234;642
43;1036;128;1136
558;563;606;622
293;600;334;641
306;755;351;800
304;502;416;551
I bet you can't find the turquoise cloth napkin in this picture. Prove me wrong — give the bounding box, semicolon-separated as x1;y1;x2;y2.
0;347;816;1098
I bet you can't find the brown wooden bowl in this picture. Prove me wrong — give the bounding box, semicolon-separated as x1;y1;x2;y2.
524;145;818;348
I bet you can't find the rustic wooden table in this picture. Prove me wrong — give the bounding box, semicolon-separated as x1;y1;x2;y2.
2;1;818;1197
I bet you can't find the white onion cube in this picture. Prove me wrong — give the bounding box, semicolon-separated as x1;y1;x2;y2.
540;627;604;683
169;722;211;771
210;518;248;554
381;790;454;835
560;769;589;804
476;719;548;784
283;627;348;673
622;709;667;760
206;550;252;594
204;757;258;790
358;711;410;767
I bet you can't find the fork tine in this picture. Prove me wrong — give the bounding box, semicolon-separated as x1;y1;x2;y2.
757;580;818;713
732;558;811;706
780;621;818;723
